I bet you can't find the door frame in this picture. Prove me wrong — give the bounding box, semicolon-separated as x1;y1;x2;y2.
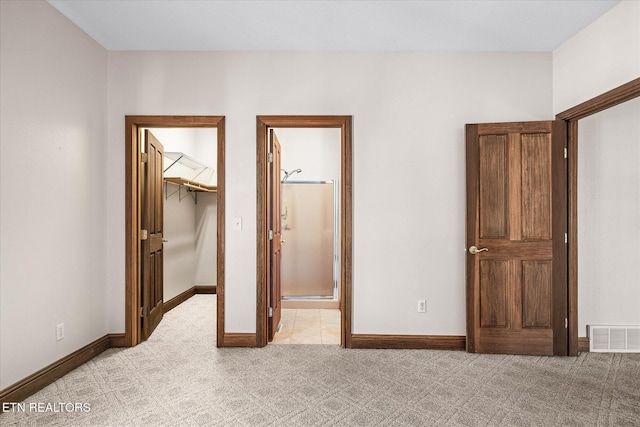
125;115;225;347
256;116;353;348
556;77;640;356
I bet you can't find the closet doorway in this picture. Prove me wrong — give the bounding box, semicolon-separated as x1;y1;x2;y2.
125;116;225;347
149;127;218;307
256;116;353;348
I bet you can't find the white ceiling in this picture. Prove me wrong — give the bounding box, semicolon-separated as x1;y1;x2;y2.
48;0;620;52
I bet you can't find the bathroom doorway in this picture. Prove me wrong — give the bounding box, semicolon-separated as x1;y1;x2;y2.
274;129;341;344
256;116;353;348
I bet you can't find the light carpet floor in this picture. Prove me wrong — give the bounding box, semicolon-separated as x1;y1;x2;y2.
1;295;639;426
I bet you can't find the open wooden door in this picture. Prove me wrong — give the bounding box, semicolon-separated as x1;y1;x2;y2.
141;130;164;341
267;130;282;341
466;121;568;355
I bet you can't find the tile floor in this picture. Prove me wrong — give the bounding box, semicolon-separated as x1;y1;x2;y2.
272;309;340;344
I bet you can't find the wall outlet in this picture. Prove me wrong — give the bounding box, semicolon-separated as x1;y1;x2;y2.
56;323;65;341
418;300;426;313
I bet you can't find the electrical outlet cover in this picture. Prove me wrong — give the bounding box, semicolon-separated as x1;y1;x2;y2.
56;323;64;341
418;300;426;313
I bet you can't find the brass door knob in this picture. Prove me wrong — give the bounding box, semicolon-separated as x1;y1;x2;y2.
469;246;488;254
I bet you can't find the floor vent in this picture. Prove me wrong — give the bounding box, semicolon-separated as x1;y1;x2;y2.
588;325;640;353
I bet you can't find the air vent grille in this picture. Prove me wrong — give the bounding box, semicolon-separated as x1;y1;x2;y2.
588;325;640;353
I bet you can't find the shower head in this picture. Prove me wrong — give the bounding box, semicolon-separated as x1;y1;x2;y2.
281;168;302;182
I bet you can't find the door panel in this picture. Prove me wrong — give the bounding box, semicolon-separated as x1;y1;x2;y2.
141;130;164;341
479;135;508;239
521;134;552;240
522;260;552;328
267;130;282;341
466;121;568;356
479;260;509;328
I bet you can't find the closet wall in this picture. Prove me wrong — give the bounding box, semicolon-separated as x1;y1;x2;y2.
195;193;218;287
146;128;218;301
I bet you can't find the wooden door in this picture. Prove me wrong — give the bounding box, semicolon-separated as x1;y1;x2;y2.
141;130;164;341
466;121;567;355
267;130;282;341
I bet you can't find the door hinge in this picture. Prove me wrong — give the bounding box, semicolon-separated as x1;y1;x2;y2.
140;307;148;318
564;148;568;159
564;233;568;244
268;152;273;163
268;307;273;318
141;153;148;163
268;229;273;240
140;229;148;240
565;317;568;329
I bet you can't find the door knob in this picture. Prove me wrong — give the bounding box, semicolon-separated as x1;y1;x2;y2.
469;246;488;254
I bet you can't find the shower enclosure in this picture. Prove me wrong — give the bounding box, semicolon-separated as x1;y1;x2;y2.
281;181;339;302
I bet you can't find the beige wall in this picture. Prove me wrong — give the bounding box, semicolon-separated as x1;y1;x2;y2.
553;0;640;112
577;98;640;335
0;0;108;389
553;0;640;336
106;51;553;334
276;128;341;183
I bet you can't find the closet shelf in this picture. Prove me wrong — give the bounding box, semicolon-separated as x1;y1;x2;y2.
164;152;216;193
164;177;217;193
164;152;212;171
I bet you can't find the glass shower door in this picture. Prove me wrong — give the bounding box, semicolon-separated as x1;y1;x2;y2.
281;182;336;299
